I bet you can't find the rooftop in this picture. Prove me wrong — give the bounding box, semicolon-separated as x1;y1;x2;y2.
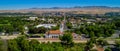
36;24;56;28
46;30;63;35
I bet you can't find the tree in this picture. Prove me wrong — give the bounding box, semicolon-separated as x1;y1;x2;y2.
115;40;120;51
0;39;4;51
90;49;97;51
28;27;39;34
89;31;95;38
66;22;72;29
18;25;25;34
8;39;20;51
21;39;30;51
85;38;96;51
96;39;108;47
54;47;64;51
105;48;112;51
28;27;47;34
5;25;14;34
15;36;27;51
29;39;40;51
51;25;59;30
38;27;47;33
59;32;74;47
74;28;81;35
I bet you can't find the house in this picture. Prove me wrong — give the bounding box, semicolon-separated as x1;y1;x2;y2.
0;32;5;35
96;18;108;22
41;18;46;21
72;33;80;39
24;26;29;34
45;16;67;38
69;18;76;24
29;17;38;20
45;21;65;38
86;19;96;22
45;30;63;38
48;19;54;23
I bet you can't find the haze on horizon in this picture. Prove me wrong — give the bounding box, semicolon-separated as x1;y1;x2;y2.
0;0;120;10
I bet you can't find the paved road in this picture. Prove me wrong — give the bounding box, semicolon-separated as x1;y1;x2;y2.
110;30;120;38
0;35;18;39
29;38;88;43
106;30;120;44
0;35;88;43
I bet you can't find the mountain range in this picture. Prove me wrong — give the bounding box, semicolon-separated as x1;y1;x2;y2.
0;6;120;14
29;6;120;9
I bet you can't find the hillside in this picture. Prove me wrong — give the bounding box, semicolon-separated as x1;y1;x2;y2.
0;6;120;14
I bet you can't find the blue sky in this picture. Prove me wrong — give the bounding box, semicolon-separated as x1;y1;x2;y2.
0;0;120;10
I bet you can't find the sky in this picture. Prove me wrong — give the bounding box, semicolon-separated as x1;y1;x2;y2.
0;0;120;10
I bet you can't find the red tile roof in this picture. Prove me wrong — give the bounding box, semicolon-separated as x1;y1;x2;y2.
97;46;104;51
46;30;63;35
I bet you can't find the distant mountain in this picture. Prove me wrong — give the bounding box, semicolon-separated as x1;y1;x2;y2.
82;6;111;8
0;6;120;15
73;6;120;9
30;7;67;9
29;6;120;9
29;7;41;9
50;7;64;9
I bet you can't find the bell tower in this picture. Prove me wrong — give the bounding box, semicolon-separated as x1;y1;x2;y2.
60;13;67;33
